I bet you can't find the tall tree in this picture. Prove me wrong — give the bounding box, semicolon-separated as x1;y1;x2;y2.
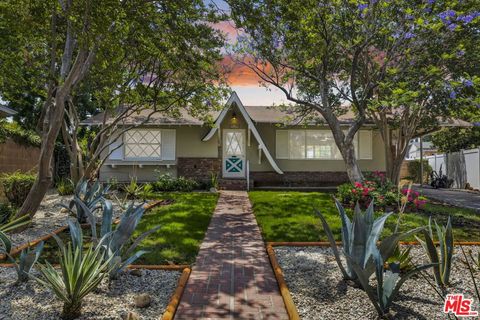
228;0;429;182
368;0;480;184
0;0;227;218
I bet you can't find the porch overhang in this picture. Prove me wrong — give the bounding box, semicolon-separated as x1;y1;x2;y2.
202;92;284;175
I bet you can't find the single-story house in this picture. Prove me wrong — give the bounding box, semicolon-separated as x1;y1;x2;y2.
82;92;386;189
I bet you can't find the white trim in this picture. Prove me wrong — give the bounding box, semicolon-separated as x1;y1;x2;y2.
222;129;246;178
203;92;284;174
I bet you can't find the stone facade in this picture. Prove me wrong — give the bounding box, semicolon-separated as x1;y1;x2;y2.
250;171;349;187
177;157;222;182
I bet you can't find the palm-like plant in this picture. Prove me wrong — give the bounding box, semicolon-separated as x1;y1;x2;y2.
33;220;112;320
415;217;453;288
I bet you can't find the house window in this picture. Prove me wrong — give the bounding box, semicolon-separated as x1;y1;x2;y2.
276;129;372;160
124;129;162;160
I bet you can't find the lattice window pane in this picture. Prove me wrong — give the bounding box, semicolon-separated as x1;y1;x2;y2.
225;132;243;156
124;129;162;159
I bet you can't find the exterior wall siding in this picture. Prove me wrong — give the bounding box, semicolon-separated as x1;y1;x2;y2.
0;139;40;173
98;105;387;187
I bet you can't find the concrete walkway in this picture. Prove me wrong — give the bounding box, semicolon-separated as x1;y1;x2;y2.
414;185;480;212
175;191;288;320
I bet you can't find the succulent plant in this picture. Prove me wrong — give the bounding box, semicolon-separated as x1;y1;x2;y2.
82;200;160;279
348;250;434;317
415;216;453;288
0;215;30;256
12;241;44;283
316;199;422;281
62;179;110;224
33;220;113;320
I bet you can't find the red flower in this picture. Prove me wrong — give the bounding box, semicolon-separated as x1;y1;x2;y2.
354;182;362;188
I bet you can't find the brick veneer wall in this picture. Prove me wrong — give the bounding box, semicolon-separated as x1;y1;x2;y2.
177;157;221;182
251;171;350;187
0;139;40;173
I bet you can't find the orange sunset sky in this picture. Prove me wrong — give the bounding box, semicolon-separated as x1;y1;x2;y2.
208;1;290;106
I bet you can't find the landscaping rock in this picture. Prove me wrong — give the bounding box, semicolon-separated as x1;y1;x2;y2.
134;293;152;308
0;269;180;319
130;269;143;277
275;245;480;320
122;311;140;320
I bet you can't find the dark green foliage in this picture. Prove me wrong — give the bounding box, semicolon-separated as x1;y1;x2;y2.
56;179;75;196
0;120;41;147
0;202;16;225
0;171;36;207
386;246;414;273
407;159;433;184
153;174;199;192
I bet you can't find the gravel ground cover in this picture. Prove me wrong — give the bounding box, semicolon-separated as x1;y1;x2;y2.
8;190;143;249
275;245;480;320
0;268;180;320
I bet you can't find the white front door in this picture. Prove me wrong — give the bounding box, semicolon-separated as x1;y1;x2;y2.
223;129;246;178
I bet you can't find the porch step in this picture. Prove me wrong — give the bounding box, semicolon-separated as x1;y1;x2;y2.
218;179;248;190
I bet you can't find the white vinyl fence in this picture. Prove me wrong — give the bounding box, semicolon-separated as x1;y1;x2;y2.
426;148;480;189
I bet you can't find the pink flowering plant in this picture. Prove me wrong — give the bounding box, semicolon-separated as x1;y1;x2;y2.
401;188;427;210
336;171;427;211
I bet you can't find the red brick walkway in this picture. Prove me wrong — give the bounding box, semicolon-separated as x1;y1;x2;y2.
175;191;288;320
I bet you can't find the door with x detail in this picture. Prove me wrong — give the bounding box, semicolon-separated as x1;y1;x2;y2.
223;129;246;178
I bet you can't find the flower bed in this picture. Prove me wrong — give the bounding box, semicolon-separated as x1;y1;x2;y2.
0;267;181;319
274;245;480;320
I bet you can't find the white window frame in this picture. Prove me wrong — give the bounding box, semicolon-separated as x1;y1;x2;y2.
276;129;372;160
124;129;162;160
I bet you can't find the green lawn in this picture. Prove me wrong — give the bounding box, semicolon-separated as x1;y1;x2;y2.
249;191;480;242
132;192;218;265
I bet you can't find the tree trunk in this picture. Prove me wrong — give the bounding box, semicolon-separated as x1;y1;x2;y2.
15;96;67;219
341;140;364;183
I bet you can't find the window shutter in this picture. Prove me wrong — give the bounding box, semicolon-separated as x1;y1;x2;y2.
161;129;176;160
109;135;123;160
359;130;373;159
275;130;289;159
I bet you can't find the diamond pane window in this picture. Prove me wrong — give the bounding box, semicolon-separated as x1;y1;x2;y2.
124;129;161;159
225;132;243;156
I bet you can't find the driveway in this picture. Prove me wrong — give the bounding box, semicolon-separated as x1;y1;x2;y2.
414;185;480;212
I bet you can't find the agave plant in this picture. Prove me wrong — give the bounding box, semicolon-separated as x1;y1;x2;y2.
316;199;422;281
33;220;112;320
81;200;160;279
0;215;30;256
10;241;44;283
386;246;414;273
460;246;480;302
348;250;434;317
62;179;110;223
415;217;453;288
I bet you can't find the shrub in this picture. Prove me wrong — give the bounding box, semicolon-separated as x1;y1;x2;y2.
407;159;432;183
0;202;15;225
153;174;198;192
1;171;36;207
56;179;75;196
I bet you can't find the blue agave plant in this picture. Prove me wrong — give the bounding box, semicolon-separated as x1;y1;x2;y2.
62;179;110;224
316;199;422;281
82;200;160;279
